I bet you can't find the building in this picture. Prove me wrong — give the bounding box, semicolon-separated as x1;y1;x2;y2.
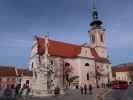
112;63;133;83
0;65;32;97
0;65;32;90
0;66;17;90
29;3;112;96
17;69;33;88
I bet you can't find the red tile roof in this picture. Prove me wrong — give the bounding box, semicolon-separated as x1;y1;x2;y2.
36;37;81;58
0;66;32;77
112;63;133;72
36;36;111;64
0;66;16;77
17;69;32;76
112;67;128;72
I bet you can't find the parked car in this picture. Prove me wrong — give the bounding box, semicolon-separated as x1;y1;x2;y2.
111;80;128;89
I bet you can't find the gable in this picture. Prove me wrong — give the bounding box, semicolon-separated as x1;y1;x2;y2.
78;47;94;58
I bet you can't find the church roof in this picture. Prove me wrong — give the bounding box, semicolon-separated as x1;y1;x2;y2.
17;69;32;76
0;66;16;77
112;63;133;72
36;36;111;64
36;37;81;58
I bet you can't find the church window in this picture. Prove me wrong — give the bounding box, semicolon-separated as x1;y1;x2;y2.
64;63;70;73
100;34;104;42
11;84;15;89
85;50;87;55
87;72;89;80
65;63;70;67
66;73;69;81
50;60;54;65
92;35;95;43
31;62;34;69
85;63;90;67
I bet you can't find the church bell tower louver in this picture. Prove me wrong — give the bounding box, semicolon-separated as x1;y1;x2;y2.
89;0;108;58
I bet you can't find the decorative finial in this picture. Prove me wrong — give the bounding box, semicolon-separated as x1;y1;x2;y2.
93;0;96;9
41;32;49;39
44;32;49;38
90;0;102;26
92;0;99;20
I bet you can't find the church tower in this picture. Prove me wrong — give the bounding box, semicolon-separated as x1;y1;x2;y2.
89;0;107;58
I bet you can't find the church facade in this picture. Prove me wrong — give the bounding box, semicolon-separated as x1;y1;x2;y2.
29;5;112;96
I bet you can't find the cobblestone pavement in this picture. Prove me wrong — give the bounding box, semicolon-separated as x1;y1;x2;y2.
105;86;133;100
15;88;111;100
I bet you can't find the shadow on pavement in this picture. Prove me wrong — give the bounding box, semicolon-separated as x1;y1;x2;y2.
0;97;16;100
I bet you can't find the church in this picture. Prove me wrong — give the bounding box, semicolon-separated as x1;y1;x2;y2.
29;3;112;96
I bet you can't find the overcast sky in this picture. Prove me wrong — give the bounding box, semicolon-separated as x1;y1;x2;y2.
0;0;133;68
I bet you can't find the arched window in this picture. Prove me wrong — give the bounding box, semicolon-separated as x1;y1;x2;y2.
11;84;15;89
31;62;34;69
50;60;54;65
85;63;90;67
92;35;95;43
65;63;70;67
85;50;87;55
64;63;71;73
66;73;69;81
87;73;89;80
100;34;104;42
